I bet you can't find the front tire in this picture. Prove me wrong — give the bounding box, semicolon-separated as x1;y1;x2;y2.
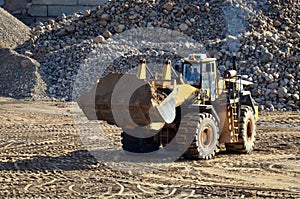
184;113;219;159
121;132;159;153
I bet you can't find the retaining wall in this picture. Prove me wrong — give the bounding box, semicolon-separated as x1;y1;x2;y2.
30;0;106;16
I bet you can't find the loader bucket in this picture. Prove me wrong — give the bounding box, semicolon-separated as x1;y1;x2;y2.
154;90;176;124
77;72;124;124
77;72;176;130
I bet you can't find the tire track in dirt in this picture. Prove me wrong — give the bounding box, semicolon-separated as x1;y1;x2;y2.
0;100;299;198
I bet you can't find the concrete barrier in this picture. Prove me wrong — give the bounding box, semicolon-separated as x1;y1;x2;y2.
29;5;47;16
29;0;105;17
48;5;94;16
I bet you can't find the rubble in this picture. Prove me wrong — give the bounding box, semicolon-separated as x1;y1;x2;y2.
13;0;299;110
0;48;47;100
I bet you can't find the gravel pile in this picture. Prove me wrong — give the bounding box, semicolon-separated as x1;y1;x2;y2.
209;0;300;111
17;0;299;110
0;7;30;48
241;1;300;111
0;48;47;100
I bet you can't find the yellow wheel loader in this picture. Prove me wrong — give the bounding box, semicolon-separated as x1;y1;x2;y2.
78;54;258;159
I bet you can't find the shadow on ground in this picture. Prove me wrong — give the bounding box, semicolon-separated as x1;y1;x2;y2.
0;146;257;172
0;150;98;171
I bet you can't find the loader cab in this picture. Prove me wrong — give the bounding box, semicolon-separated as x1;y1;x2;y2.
181;54;218;101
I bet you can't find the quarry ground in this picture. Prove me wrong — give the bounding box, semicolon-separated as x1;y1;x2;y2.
0;97;299;198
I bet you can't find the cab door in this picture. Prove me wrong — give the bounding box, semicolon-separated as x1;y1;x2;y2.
201;61;217;101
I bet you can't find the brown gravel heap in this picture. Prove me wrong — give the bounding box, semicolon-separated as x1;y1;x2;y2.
0;48;46;100
0;7;30;48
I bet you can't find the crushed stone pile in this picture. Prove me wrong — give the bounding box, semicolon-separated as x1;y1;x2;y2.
0;7;30;48
0;48;47;100
16;0;300;110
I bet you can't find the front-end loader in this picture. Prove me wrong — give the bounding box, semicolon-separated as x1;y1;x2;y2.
78;54;258;159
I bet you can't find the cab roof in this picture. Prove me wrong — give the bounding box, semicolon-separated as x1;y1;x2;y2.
183;54;216;63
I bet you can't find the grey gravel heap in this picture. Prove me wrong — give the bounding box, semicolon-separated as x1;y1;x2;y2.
17;0;300;110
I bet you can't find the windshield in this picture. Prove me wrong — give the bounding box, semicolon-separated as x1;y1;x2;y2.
183;61;217;99
183;63;201;86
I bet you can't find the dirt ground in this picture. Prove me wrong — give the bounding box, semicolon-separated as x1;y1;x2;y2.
0;97;299;198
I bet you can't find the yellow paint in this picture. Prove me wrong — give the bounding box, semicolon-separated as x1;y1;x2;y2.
137;59;147;79
255;105;259;120
173;84;198;106
185;57;217;63
162;60;172;80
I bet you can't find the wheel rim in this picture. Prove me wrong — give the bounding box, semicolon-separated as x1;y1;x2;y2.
246;119;253;142
200;125;213;148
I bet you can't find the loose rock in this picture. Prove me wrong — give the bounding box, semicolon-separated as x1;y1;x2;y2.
102;30;112;39
92;35;105;43
162;2;174;11
114;24;125;33
179;23;188;31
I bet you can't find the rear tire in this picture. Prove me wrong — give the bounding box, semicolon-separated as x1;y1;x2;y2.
226;106;256;153
240;106;256;153
121;132;159;153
